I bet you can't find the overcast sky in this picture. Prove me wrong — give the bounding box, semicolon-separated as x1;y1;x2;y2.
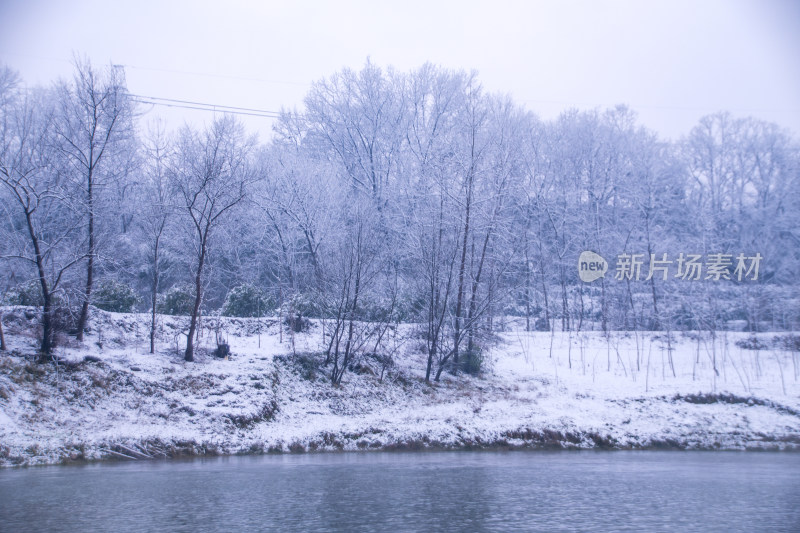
1;0;798;141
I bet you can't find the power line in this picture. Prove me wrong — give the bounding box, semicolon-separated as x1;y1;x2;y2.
131;94;283;119
131;95;281;115
131;100;278;118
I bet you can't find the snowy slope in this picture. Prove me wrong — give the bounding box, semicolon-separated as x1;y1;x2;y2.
0;307;798;466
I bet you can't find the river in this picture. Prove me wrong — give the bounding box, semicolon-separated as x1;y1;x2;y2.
1;451;798;532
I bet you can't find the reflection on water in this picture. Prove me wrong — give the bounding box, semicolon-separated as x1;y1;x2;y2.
1;451;798;532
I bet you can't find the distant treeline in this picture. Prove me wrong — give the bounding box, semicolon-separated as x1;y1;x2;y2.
1;59;798;372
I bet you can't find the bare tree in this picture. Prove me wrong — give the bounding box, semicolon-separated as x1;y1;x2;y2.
170;116;255;361
303;59;406;206
450;73;489;372
322;195;387;385
401;63;465;381
254;143;339;293
137;122;173;353
0;77;85;359
53;58;134;341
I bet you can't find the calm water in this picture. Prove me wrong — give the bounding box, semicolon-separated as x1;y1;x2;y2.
1;451;798;532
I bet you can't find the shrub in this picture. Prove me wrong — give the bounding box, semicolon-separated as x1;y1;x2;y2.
2;281;77;340
354;292;424;323
282;293;317;318
93;279;139;313
51;304;79;335
159;285;195;316
213;343;230;358
4;280;44;306
735;336;770;351
773;334;800;352
284;313;310;333
460;347;484;376
358;296;393;322
221;284;271;317
276;352;323;381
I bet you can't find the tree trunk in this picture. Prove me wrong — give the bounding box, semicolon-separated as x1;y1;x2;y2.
434;349;454;382
426;195;455;383
0;312;6;351
40;293;53;360
150;234;160;354
425;343;435;382
25;209;54;360
644;214;660;330
425;262;437;382
560;268;569;332
454;174;473;371
185;245;207;362
333;228;363;385
76;173;95;342
535;216;551;330
524;233;531;332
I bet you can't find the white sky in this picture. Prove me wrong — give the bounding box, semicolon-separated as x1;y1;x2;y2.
1;0;799;141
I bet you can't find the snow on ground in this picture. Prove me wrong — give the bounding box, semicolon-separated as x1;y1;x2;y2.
0;306;798;466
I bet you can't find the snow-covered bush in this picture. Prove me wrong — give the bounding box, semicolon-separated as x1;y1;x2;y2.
282;292;317;318
4;280;44;306
357;295;394;322
275;352;324;381
93;279;139;313
395;293;425;323
158;285;195;316
772;334;800;352
735;336;770;351
284;313;310;333
460;347;484;376
221;284;272;317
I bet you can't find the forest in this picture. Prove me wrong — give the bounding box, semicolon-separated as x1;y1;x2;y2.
1;58;798;381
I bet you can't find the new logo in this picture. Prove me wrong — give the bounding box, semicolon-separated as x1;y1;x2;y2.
578;251;608;282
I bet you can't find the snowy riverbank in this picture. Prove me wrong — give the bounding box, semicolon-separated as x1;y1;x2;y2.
1;307;799;466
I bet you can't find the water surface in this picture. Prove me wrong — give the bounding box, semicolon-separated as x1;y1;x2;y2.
1;451;798;532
